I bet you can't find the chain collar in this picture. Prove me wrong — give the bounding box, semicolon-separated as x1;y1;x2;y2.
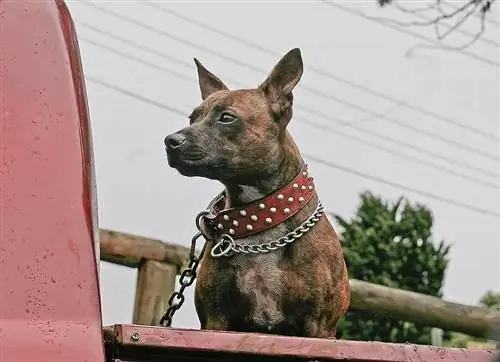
210;200;324;258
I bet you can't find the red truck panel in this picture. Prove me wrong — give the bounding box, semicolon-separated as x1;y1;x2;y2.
105;325;496;362
0;0;105;361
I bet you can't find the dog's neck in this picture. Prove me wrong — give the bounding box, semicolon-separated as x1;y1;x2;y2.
204;137;320;243
223;140;302;209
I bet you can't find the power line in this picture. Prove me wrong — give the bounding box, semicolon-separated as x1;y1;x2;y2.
77;25;499;180
296;104;500;179
145;1;500;142
79;23;193;72
78;1;500;161
291;114;499;189
304;154;499;218
85;76;500;218
80;36;193;83
320;0;500;68
86;76;185;117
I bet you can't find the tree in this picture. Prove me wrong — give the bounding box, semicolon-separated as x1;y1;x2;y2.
333;191;451;344
479;291;500;310
374;0;495;49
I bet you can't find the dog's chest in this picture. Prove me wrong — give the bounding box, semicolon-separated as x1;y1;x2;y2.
230;227;288;328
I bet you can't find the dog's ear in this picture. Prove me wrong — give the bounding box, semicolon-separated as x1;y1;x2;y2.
194;58;229;100
259;48;303;122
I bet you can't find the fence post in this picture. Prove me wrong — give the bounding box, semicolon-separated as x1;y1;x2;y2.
133;260;177;326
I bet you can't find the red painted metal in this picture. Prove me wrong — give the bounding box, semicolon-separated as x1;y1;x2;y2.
0;0;105;361
107;325;495;362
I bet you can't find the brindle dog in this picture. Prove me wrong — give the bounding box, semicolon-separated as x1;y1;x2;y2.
164;48;349;338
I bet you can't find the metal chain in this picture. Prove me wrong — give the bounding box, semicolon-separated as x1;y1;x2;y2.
211;200;324;258
160;211;209;327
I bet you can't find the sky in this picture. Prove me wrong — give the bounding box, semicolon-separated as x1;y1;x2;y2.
65;0;499;329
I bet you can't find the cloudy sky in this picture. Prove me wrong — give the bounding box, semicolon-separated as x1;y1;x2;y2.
66;0;499;329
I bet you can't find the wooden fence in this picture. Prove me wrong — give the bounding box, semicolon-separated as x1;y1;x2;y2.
99;229;500;339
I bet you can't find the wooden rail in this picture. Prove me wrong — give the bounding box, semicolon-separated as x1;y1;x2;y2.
99;229;500;339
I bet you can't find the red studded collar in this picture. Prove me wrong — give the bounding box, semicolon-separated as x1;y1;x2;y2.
204;165;316;239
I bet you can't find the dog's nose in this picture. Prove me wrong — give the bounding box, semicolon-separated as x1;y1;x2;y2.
164;133;187;149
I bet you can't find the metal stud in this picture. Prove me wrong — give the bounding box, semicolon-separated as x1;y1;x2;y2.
223;215;230;221
293;183;299;190
217;223;224;229
270;207;277;213
302;171;307;177
239;210;247;216
277;194;284;200
301;185;306;191
229;228;235;235
265;217;272;224
288;197;294;203
233;220;239;227
298;196;305;203
308;185;313;191
246;224;253;231
284;208;291;214
250;215;258;221
258;203;266;210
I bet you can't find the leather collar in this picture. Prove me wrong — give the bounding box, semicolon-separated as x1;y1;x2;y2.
204;164;316;239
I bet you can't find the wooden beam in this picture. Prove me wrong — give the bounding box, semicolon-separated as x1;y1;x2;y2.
133;260;177;326
99;229;500;337
350;279;500;338
100;229;191;268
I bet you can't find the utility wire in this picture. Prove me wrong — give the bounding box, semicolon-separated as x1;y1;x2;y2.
86;76;186;117
76;24;499;180
304;154;499;218
320;0;500;68
85;75;500;218
146;0;500;142
78;1;500;161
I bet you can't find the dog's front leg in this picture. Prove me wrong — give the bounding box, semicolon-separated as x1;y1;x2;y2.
201;316;230;331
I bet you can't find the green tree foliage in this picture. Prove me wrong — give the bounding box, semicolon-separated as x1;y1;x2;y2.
334;191;451;344
479;291;500;310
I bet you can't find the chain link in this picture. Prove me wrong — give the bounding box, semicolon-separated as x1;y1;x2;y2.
160;211;209;327
211;200;324;258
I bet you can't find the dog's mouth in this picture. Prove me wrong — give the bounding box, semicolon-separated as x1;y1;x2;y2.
166;147;227;179
165;147;211;175
166;146;204;163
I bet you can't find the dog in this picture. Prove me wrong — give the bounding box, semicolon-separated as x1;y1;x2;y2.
164;48;350;338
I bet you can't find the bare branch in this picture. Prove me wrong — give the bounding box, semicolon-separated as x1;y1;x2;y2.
434;1;480;42
371;0;494;50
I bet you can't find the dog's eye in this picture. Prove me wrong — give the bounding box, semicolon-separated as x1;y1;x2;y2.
218;113;237;124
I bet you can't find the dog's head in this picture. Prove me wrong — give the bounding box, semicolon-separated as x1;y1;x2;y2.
164;48;303;184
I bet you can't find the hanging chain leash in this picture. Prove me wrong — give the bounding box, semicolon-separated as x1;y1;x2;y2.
160;210;209;327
